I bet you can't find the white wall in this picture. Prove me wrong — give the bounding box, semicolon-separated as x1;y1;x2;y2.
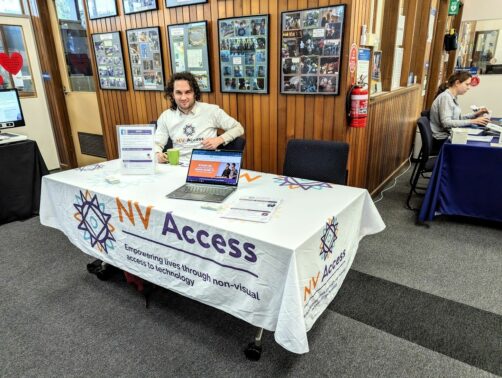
0;16;60;170
457;74;502;116
462;0;502;22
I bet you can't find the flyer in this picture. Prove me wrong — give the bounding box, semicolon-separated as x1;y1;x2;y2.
221;196;281;223
117;125;156;175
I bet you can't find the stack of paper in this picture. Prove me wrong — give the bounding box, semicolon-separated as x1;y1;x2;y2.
221;197;281;223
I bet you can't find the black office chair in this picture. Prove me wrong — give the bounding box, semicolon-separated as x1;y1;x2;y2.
283;139;349;185
406;116;437;210
221;136;246;151
421;109;431;119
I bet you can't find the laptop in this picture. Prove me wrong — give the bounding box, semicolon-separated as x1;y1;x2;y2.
166;149;243;203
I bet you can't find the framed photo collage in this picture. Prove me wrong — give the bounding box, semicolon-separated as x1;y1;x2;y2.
281;5;346;95
88;2;345;97
218;15;269;94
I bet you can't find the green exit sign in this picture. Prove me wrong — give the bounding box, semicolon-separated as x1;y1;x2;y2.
449;0;460;15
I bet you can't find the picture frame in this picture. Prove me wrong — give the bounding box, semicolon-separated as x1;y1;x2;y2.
126;27;165;91
165;0;207;8
167;21;212;92
92;32;128;90
217;14;270;94
280;5;346;95
86;0;118;20
122;0;157;15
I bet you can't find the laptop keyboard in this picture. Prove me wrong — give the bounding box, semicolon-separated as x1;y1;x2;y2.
486;123;502;134
184;185;231;196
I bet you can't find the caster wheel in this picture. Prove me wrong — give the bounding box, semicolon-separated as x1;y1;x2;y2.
86;259;102;274
96;264;115;281
244;342;262;361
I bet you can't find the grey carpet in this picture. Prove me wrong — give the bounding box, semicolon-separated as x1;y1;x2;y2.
1;167;501;377
331;270;502;375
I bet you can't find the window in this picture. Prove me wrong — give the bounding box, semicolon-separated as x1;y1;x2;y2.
0;25;36;96
458;19;502;74
55;0;95;91
0;0;23;15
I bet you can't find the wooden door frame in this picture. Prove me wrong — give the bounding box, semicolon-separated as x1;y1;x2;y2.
27;0;77;170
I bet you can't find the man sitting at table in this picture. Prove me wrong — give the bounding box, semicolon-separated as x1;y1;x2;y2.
155;72;244;164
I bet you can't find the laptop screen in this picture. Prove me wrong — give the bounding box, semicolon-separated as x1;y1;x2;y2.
186;149;243;186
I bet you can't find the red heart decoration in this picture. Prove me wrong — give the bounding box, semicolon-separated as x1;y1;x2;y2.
0;52;23;75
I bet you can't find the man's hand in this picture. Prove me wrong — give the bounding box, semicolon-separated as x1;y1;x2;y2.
202;136;224;150
156;152;168;163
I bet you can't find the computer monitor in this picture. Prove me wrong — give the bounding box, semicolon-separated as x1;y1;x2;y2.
0;88;25;132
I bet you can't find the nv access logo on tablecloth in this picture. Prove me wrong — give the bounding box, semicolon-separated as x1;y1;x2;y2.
73;190;116;254
303;215;346;315
273;176;333;190
319;216;338;261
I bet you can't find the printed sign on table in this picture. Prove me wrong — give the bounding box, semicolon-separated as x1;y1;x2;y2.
117;125;155;174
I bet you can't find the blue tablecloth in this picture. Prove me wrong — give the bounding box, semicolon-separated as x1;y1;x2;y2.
418;137;502;223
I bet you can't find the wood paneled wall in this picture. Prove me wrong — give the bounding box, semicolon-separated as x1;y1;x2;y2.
85;0;420;192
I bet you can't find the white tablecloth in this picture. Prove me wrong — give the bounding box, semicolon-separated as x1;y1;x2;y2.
40;160;385;353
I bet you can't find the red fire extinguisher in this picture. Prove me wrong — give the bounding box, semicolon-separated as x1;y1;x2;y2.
346;84;368;128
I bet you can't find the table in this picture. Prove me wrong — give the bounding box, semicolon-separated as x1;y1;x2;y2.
418;137;502;223
40;160;384;353
0;139;49;225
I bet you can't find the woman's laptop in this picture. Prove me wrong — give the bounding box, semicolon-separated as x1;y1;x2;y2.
166;149;243;203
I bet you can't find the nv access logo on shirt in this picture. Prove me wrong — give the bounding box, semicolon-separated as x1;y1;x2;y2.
183;124;195;137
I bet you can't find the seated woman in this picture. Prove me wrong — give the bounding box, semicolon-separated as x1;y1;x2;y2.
430;71;490;154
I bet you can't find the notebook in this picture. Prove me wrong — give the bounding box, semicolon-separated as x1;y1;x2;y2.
166;149;243;203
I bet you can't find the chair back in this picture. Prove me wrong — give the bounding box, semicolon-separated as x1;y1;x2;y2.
417;116;433;161
221;136;246;151
283;139;349;185
420;109;431;119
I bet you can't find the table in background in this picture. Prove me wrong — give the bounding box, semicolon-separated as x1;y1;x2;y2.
0;139;49;225
40;160;384;354
419;137;502;223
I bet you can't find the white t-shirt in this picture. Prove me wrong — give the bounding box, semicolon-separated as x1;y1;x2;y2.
154;102;244;163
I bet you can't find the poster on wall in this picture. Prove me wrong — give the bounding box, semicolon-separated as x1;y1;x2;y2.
371;50;382;94
126;27;165;91
280;5;346;95
92;32;127;90
357;47;371;89
217;15;270;94
165;0;207;8
167;21;211;92
86;0;118;19
122;0;157;14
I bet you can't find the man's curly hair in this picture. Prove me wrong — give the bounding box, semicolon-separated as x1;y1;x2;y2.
164;72;201;110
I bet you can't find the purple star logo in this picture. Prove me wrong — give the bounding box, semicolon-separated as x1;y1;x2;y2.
319;217;338;260
274;176;332;190
183;124;195;137
73;190;116;254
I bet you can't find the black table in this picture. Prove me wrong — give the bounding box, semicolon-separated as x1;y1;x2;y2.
0;139;49;225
